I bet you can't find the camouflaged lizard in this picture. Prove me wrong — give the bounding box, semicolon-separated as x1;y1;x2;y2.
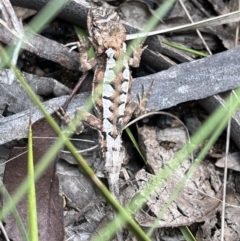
72;6;149;204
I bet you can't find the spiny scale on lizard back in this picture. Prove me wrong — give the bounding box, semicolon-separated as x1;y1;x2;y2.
88;7;131;138
73;8;148;227
62;6;147;220
88;7;132;186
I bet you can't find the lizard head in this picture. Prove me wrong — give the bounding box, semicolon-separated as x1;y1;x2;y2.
88;7;126;55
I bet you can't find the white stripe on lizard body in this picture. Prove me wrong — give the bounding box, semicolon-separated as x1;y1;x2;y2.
57;6;149;241
57;6;150;241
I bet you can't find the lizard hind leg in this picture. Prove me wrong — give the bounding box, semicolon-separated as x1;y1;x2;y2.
75;108;102;131
55;107;85;135
128;44;148;68
122;79;155;127
134;79;155;117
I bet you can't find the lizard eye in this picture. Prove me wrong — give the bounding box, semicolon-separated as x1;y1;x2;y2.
92;22;99;29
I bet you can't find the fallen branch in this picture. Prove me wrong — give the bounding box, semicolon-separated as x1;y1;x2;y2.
1;46;240;144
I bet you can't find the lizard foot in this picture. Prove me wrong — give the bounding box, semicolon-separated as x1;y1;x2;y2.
55;107;84;135
122;79;155;127
129;44;148;68
135;79;155;117
77;35;90;53
77;36;97;72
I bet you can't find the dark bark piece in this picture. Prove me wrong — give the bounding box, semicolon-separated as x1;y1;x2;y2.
132;46;240;111
215;152;240;172
160;41;193;63
0;69;70;113
142;48;177;71
200;93;240;150
0;93;90;145
1;47;240;145
0;24;80;70
0;24;164;72
10;0;89;27
2;115;64;241
4;1;164;71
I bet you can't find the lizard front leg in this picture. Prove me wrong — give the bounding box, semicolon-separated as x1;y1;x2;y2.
77;36;97;72
74;108;102;131
128;44;148;68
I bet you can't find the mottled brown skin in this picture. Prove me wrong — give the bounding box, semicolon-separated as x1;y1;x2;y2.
86;8;127;124
57;6;150;241
77;6;147;200
87;7;126;56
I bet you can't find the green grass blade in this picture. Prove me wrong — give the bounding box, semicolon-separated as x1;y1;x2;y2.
74;25;95;59
126;121;195;238
0;181;29;241
125;127;145;161
27;118;39;241
127;0;177;54
180;226;196;241
0;45;151;241
0;0;68;71
26;0;68;34
1;1;235;240
161;39;209;57
147;115;225;236
127;89;240;227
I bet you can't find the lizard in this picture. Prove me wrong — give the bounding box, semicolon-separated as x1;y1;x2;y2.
75;5;149;202
58;4;153;239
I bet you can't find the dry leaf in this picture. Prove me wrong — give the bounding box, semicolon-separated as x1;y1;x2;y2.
3;115;64;241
